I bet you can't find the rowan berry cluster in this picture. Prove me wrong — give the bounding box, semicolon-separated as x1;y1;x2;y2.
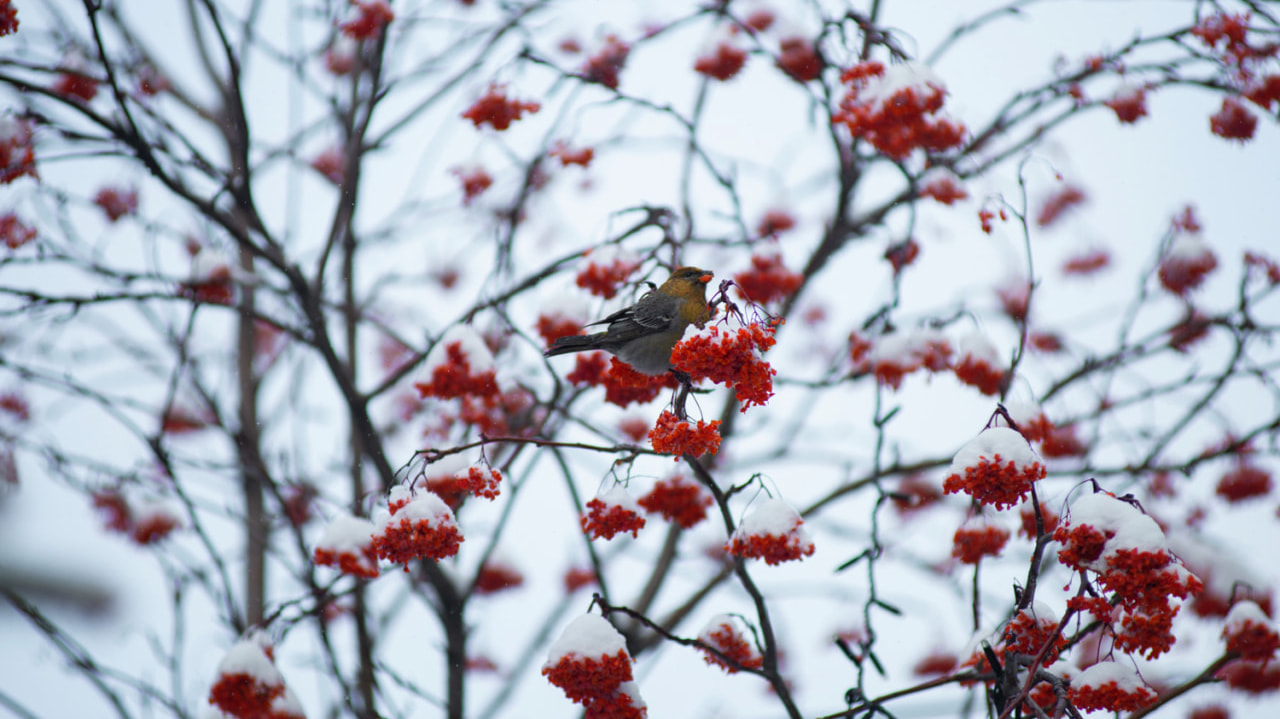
832;61;965;159
637;475;712;529
648;409;722;458
1055;491;1203;659
942;427;1047;510
671;322;778;411
371;486;464;569
313;514;379;579
207;633;305;719
725;498;814;565
542;614;647;719
697;615;763;673
581;487;646;540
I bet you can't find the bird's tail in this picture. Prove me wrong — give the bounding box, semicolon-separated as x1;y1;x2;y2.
544;332;605;357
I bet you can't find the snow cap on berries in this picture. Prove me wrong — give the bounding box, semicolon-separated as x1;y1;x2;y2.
861;61;945;104
833;61;965;159
1104;83;1149;124
542;613;643;715
215;632;282;685
867;328;952;389
424;451;471;481
424;324;494;376
545;613;629;666
314;512;379;579
207;631;304;719
1055;491;1166;573
918;167;968;205
1223;600;1280;661
371;485;464;566
189;246;237;283
1055;491;1202;659
1069;661;1156;713
726;498;814;565
697;614;763;673
130;499;184;544
1158;230;1217;296
581;485;646;540
536;291;590;345
415;324;500;400
420;454;503;506
952;331;1006;396
942;427;1045;509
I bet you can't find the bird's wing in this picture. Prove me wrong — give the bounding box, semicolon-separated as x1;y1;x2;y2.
586;290;673;330
627;291;677;330
580;292;675;347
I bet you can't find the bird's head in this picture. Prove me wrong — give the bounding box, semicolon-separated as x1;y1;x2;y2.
660;267;715;328
670;266;714;286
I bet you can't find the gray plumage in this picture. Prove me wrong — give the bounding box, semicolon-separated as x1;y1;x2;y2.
544;267;713;375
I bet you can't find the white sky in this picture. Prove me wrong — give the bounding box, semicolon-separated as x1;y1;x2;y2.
2;1;1279;718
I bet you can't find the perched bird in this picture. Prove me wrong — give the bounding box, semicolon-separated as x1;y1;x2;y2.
545;266;714;375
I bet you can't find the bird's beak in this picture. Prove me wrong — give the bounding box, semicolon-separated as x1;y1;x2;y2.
699;273;713;284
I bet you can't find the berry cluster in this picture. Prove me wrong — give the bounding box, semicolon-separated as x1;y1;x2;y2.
697;615;763;673
93;186;138;222
672;322;778;411
0;117;37;185
371;486;464;569
542;614;647;719
832;61;965;159
340;1;393;41
462;84;541;131
951;515;1010;564
1056;491;1203;659
313;513;379;579
637;475;713;529
581;487;646;540
581;36;630;90
733;253;803;305
1157;207;1218;296
91;488;182;546
0;212;36;249
694;42;747;81
726;498;814;565
207;633;305;719
575;250;641;299
942;427;1047;510
648;409;723;458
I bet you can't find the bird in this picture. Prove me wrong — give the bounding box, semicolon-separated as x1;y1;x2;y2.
545;266;714;375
